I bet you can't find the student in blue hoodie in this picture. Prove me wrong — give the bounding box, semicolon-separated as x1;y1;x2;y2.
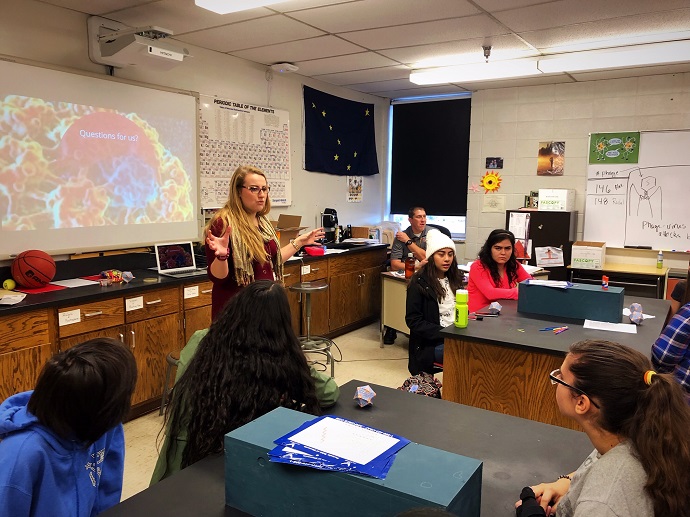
0;337;137;517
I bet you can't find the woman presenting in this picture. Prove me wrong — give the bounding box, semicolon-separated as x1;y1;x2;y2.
205;165;324;319
467;229;531;313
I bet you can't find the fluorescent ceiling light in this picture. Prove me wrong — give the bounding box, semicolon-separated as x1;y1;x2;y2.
538;40;690;73
410;59;541;85
195;0;283;14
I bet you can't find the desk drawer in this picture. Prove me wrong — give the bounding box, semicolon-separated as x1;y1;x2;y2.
300;260;328;282
0;309;51;353
58;298;124;338
125;287;180;323
283;264;301;287
183;281;213;310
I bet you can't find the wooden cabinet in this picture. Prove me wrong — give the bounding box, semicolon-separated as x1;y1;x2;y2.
57;297;124;351
182;280;213;342
300;260;329;336
328;248;386;332
0;309;53;401
283;263;302;334
124;287;182;406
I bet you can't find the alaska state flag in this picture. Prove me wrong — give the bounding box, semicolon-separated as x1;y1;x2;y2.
304;86;379;176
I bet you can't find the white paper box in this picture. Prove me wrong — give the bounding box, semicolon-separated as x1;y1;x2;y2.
571;241;606;270
538;189;575;212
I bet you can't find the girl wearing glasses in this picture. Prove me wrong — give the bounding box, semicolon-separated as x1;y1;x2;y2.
405;230;464;375
205;165;324;319
518;340;690;517
467;229;531;313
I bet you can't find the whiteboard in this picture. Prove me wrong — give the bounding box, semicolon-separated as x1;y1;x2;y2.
198;95;291;208
584;130;690;250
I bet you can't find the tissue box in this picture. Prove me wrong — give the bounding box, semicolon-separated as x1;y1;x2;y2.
271;214;307;247
538;189;575;212
518;281;624;323
571;241;606;270
225;407;482;517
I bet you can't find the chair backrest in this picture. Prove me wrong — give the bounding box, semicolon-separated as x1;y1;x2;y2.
427;223;452;238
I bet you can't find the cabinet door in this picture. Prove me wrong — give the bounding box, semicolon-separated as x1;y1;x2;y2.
184;306;212;343
283;264;301;334
127;313;180;406
0;310;52;401
360;265;383;320
328;270;362;330
58;326;126;353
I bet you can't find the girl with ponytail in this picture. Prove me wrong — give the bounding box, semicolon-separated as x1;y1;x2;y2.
517;340;690;517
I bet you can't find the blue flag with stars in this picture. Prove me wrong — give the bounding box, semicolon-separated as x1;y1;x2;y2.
303;86;379;176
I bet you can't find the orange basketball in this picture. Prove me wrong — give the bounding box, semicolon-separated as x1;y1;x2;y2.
11;250;56;288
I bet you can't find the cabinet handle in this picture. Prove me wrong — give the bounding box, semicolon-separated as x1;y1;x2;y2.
130;330;135;350
311;268;320;272
119;333;124;343
146;299;162;305
201;289;213;294
84;311;103;317
361;272;366;283
283;273;292;278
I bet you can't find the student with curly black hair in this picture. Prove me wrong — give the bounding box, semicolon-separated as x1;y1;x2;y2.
151;280;322;483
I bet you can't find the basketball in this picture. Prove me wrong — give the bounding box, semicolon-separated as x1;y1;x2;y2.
11;250;56;288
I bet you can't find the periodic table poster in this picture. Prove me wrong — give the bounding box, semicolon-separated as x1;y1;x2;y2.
198;95;291;208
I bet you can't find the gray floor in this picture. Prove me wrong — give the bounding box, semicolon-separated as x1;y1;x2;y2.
121;322;429;500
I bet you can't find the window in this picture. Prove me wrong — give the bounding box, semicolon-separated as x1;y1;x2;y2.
390;98;471;220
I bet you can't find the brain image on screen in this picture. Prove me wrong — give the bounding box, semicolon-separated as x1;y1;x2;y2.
0;95;194;231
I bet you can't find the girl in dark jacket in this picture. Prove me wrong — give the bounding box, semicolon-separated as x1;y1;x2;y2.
405;230;464;375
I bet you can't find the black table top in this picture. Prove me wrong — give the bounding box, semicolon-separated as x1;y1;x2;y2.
440;297;669;357
102;380;593;517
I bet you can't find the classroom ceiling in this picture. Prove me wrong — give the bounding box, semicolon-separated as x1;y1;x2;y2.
41;0;690;99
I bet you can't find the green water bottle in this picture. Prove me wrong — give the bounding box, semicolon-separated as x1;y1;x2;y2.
454;289;469;328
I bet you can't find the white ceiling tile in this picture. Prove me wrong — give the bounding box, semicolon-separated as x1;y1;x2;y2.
176;14;324;52
472;0;556;12
379;35;537;67
520;10;690;52
269;0;355;12
39;0;147;15
314;65;410;86
232;35;364;65
493;0;690;33
288;0;479;33
346;78;419;93
295;52;398;76
107;0;274;35
340;14;508;50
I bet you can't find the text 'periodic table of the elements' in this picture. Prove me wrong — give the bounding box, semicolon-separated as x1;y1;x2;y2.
198;95;291;208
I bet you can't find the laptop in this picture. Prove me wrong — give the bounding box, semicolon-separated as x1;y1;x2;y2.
155;242;208;278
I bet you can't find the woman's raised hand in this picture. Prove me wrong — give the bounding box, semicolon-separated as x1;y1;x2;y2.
301;227;325;246
206;227;231;258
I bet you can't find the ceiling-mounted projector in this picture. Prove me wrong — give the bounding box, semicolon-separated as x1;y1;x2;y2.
271;63;299;73
88;16;191;70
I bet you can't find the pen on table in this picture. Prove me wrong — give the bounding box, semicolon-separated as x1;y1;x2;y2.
474;312;499;317
554;326;569;334
539;326;559;331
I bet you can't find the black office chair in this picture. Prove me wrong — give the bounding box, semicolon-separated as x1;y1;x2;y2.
427;223;452;238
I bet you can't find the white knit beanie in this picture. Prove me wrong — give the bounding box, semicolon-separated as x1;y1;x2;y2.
425;229;455;258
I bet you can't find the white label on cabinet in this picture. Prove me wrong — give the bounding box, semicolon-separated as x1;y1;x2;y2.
58;309;81;326
126;296;144;311
184;286;199;299
301;265;311;275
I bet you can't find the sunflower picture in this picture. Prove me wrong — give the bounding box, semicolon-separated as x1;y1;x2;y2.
480;170;502;193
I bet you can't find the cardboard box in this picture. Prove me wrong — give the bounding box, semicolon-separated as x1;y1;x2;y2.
350;226;370;239
571;241;606;270
225;407;482;517
518;281;624;323
271;214;307;247
538;189;575;212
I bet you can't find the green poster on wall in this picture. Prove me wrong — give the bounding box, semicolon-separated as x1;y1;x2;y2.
589;132;640;164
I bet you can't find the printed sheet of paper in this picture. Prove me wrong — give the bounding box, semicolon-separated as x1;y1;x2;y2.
288;416;400;466
534;246;564;267
584;319;637;334
50;278;100;288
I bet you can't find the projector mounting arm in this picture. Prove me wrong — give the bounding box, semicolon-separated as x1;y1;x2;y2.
98;25;174;43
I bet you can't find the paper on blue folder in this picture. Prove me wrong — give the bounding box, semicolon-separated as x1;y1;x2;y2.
268;415;410;479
